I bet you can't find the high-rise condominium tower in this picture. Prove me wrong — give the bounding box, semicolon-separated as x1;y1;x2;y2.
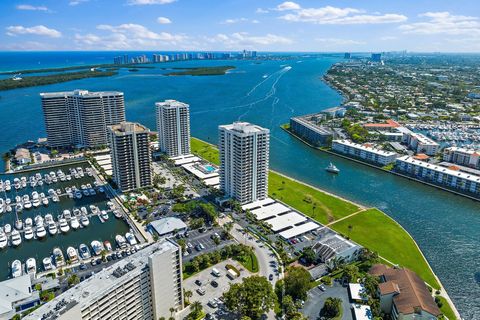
219;122;270;205
24;240;184;320
155;100;191;157
108;122;152;192
40;90;125;148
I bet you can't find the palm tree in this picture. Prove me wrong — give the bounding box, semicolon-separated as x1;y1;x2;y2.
169;307;175;318
190;301;202;315
184;290;193;304
347;224;353;238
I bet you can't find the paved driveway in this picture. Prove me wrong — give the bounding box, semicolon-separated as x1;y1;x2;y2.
301;282;353;320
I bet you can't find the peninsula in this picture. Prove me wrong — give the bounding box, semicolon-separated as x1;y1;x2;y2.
164;65;235;76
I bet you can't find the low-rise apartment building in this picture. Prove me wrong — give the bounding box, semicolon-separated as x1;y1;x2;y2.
332;139;398;165
443;147;480;169
402;132;439;156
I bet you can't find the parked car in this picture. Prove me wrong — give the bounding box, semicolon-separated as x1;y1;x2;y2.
318;284;326;291
269;274;274;281
197;287;206;296
195;279;203;286
211;280;219;288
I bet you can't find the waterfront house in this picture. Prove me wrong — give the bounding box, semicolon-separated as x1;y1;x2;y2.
369;264;441;320
14;148;31;165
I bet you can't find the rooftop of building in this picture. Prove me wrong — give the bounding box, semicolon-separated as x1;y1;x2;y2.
407;132;439;146
369;264;441;317
444;146;480;155
219;122;269;135
363;119;400;128
0;275;34;317
109;121;150;134
40;89;124;98
333;139;398;157
24;241;178;320
148;217;188;236
155;99;189;109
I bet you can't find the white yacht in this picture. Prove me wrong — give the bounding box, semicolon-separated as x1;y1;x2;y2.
80;214;89;227
15;219;23;230
325;162;340;174
24;218;33;228
125;232;137;246
101;210;109;221
4;223;12;234
41;193;49;206
79;244;91;259
67;247;78;263
4;180;11;192
115;234;127;249
24;226;34;240
25;258;36;278
43;257;53;271
91;240;104;256
36;225;47;238
11;260;22;278
34;215;44;227
70;216;80;230
58;218;70;233
48;222;58;235
0;231;7;249
23;195;32;209
113;210;122;219
32;192;41;208
53;247;64;267
63;210;72;220
11;230;22;246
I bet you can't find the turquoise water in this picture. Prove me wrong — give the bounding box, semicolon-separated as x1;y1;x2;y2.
0;53;479;317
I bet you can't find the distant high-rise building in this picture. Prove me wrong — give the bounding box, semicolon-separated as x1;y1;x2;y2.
156;100;191;157
24;240;184;320
371;53;382;62
219;122;270;204
344;52;351;59
40;90;125;149
108;122;152;191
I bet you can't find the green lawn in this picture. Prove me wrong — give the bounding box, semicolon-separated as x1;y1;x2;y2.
436;296;457;320
269;171;359;224
330;209;440;289
191;137;219;164
236;252;259;273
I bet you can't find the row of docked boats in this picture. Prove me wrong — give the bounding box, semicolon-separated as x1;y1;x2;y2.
0;167;94;193
10;232;139;278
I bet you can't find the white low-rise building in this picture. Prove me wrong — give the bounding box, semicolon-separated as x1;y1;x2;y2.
332;140;398;165
396;156;480;196
402;132;439;155
443;147;480;169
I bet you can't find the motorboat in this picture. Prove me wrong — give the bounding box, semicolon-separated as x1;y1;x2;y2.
58;218;70;233
91;240;104;256
0;231;7;249
125;232;137;246
15;219;23;230
34;215;44;227
103;240;112;251
89;205;99;215
70;216;80;230
48;222;58;235
4;223;12;234
25;258;36;277
41;193;49;206
67;247;78;263
43;257;53;271
73;208;81;217
32;192;41;208
80;207;88;215
325;162;340;174
24;226;34;240
101;210;109;221
44;214;53;223
23;198;32;210
75;190;82;199
63;210;72;220
25;218;33;228
113;210;122;219
80;214;89;227
36;225;47;238
11;230;22;246
79;244;91;259
11;260;22;278
53;247;65;267
115;235;127;249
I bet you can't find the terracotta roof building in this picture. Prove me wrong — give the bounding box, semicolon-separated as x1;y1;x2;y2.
369;264;441;320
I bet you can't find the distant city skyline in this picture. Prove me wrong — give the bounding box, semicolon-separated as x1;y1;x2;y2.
1;0;480;52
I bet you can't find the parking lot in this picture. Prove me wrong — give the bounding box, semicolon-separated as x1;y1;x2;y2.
301;281;353;320
180;260;252;319
181;228;235;262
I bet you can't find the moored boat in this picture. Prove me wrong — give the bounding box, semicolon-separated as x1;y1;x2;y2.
43;257;53;271
125;232;137;246
79;244;91;259
11;260;22;278
24;226;34;240
48;222;58;235
70;216;80;230
67;246;78;263
80;214;89;227
0;231;7;249
104;240;112;251
25;258;36;277
11;229;22;246
53;247;65;267
59;218;70;233
91;240;104;256
115;234;127;249
36;225;47;238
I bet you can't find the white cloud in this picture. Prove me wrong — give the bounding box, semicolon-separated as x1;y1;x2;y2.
221;18;260;24
127;0;176;5
399;12;480;36
277;3;407;25
205;32;292;49
6;25;61;38
276;1;301;11
380;36;397;41
315;38;366;46
75;23;186;49
16;4;48;11
69;0;89;6
256;8;269;14
157;17;172;24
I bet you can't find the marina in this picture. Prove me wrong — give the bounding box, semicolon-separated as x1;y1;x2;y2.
0;162;131;280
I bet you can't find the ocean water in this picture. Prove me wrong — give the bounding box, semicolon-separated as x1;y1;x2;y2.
0;52;479;317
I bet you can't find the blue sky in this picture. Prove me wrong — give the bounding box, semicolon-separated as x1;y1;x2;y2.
1;0;480;52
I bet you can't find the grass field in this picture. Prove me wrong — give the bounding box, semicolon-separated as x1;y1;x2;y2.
436;296;456;320
190;137;440;289
269;171;359;224
236;252;259;273
330;209;439;289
